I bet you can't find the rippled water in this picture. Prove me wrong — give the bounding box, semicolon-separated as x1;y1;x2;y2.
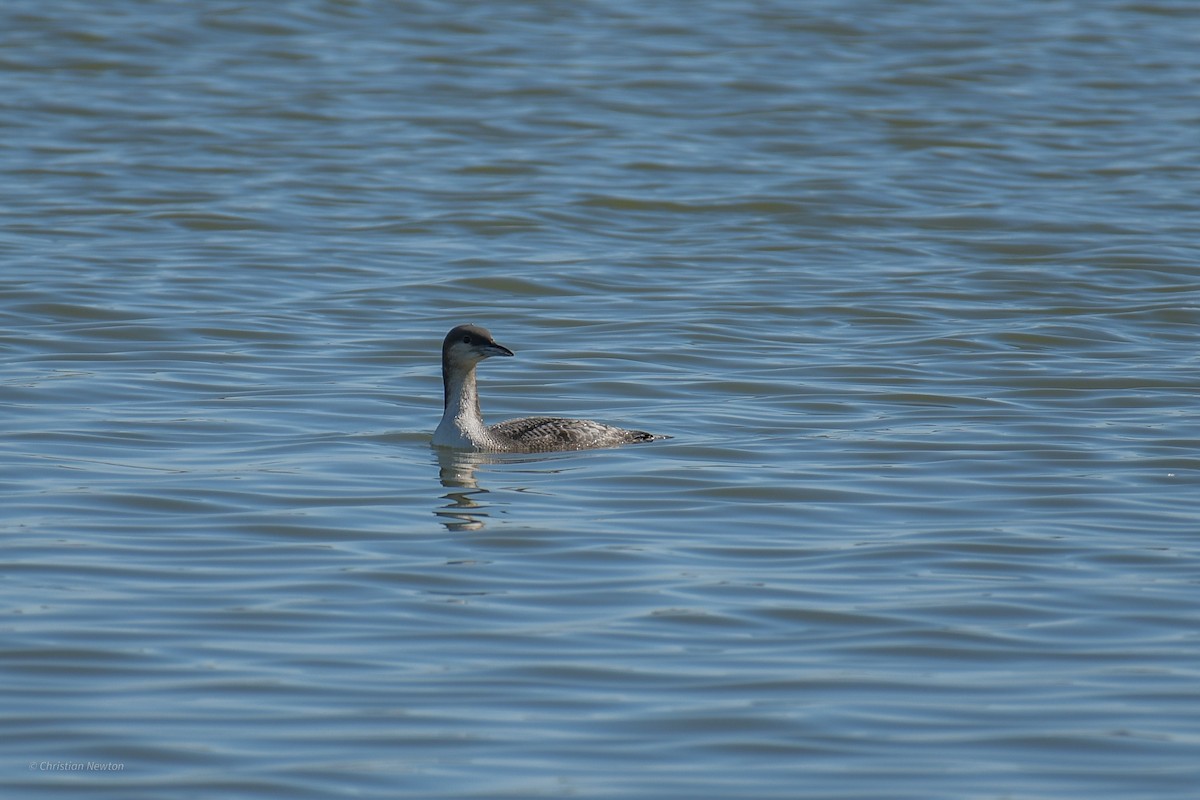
3;1;1198;798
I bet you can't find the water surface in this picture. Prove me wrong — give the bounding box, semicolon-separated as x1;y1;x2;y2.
2;1;1198;798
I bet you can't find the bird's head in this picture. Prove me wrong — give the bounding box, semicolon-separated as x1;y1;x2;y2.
442;324;515;368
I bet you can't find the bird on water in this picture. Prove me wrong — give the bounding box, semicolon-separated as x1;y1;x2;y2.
433;324;668;452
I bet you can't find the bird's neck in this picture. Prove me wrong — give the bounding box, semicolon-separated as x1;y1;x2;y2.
443;359;482;417
435;359;491;447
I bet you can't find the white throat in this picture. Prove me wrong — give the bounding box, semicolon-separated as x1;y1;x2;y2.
433;361;495;449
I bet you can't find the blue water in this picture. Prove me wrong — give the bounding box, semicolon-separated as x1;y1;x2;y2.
3;2;1198;798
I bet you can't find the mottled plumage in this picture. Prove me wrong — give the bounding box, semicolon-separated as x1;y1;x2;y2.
432;324;667;453
488;416;659;452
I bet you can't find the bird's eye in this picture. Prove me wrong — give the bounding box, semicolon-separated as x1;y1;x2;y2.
462;335;471;344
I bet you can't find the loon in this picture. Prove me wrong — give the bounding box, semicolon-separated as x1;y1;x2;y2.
432;324;668;452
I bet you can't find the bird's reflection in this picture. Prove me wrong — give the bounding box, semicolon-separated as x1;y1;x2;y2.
435;449;488;531
432;447;568;531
